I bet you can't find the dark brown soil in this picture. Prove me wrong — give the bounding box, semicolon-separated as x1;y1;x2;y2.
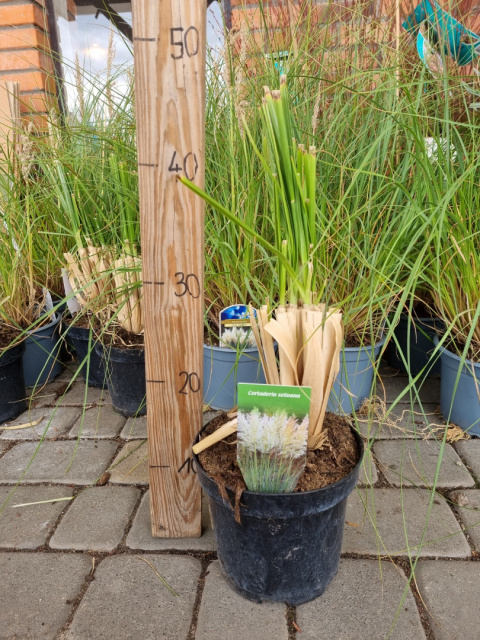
65;314;97;330
66;316;143;349
443;336;480;363
0;324;22;350
344;327;384;348
101;325;144;349
198;412;360;494
344;333;370;348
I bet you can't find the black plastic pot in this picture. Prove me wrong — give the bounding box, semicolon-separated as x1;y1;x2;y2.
67;326;106;388
0;342;27;422
23;311;63;386
95;343;146;417
194;426;363;605
386;315;443;377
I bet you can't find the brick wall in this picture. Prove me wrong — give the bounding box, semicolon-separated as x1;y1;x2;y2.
229;0;480;53
0;0;65;126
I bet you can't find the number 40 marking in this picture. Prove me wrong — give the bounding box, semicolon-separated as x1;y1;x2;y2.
168;151;198;181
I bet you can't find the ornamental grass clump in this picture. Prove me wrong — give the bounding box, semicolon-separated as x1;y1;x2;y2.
237;408;309;493
429;211;480;362
34;65;143;340
185;77;345;476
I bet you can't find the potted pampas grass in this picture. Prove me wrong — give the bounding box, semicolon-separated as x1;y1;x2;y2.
34;79;143;413
0;140;63;394
430;220;480;436
183;77;363;604
0;227;27;422
202;55;273;411
64;240;145;416
385;293;443;378
204;321;266;411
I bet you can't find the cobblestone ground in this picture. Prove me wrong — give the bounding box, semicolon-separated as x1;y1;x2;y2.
0;363;479;640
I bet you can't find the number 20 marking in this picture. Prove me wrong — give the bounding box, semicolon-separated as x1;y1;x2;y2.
170;26;199;60
179;372;201;395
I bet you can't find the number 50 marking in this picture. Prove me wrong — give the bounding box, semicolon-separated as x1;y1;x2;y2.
170;26;199;60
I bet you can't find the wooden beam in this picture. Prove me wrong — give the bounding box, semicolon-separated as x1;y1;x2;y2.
45;0;67;123
93;2;133;42
0;81;20;159
131;0;206;537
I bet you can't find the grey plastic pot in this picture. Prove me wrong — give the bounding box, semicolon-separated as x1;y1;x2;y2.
0;341;26;422
435;336;480;437
23;312;62;387
327;337;385;415
203;344;266;411
386;315;443;377
194;424;363;605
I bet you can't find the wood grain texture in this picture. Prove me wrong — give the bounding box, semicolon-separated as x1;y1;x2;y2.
132;0;205;537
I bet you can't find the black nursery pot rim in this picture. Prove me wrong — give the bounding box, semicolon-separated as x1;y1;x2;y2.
95;341;144;363
66;324;98;339
0;340;26;367
193;423;364;517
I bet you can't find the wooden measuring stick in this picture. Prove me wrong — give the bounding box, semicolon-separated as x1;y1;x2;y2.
132;0;206;537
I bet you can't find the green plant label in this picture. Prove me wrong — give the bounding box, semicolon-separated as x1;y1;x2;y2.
237;383;311;494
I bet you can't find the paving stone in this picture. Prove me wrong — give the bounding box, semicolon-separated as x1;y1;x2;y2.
357;448;378;486
455;439;480;479
121;415;147;440
56;363;81;383
415;561;480;640
196;560;288;640
69;405;126;439
0;440;119;485
29;380;69;408
342;487;470;558
357;403;442;440
0;441;9;456
0;407;81;441
57;382;112;407
109;440;148;485
0;486;73;549
50;486;140;551
296;558;426;640
126;491;216;550
379;373;440;404
374;440;474;488
449;490;480;553
0;552;90;640
65;555;201;640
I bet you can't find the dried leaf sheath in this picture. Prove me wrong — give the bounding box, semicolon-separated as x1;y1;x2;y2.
253;304;343;449
63;243;144;335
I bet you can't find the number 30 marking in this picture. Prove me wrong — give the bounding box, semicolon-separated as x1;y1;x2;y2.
174;272;200;298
